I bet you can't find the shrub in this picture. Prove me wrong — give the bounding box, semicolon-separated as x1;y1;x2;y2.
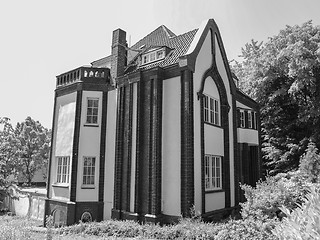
0;215;33;240
240;172;312;219
299;141;320;183
214;217;278;240
273;187;320;239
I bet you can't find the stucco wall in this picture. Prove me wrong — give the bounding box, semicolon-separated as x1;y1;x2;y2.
214;34;235;207
205;191;225;212
193;30;213;214
75;91;102;202
236;102;259;145
50;92;77;200
104;89;117;219
162;76;181;216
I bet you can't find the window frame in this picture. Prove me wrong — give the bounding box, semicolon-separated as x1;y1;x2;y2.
141;48;166;65
204;155;222;191
203;94;220;126
82;156;96;188
238;108;257;130
55;156;70;185
248;111;253;129
239;110;245;128
86;97;99;126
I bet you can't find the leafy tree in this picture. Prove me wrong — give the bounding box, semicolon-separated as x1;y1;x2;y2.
299;141;320;183
15;116;51;185
232;21;320;174
0;117;19;187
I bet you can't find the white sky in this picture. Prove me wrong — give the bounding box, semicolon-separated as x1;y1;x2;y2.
1;0;320;128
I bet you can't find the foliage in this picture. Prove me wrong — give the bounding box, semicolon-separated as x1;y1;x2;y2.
299;141;320;183
0;215;33;240
240;173;313;220
0;117;19;187
273;187;320;239
58;216;279;240
231;21;320;174
15;116;51;185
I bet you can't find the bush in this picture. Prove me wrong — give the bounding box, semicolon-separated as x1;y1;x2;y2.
273;187;320;239
299;141;320;183
59;216;279;239
214;217;278;240
240;172;311;219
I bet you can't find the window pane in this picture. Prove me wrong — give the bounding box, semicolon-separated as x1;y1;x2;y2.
87;116;92;123
157;50;164;59
92;116;98;124
150;52;155;61
93;100;98;107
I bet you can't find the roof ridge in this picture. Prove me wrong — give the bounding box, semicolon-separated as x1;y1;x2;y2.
161;25;176;38
171;28;198;39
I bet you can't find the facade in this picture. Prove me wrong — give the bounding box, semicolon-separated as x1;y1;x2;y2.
45;18;261;226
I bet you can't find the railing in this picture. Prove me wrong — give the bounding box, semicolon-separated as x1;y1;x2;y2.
56;67;109;88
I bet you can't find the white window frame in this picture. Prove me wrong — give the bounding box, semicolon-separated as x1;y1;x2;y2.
141;48;166;65
86;98;99;125
205;155;222;191
56;156;70;184
240;110;245;128
82;156;96;188
203;94;220;126
248;111;253;129
253;112;257;129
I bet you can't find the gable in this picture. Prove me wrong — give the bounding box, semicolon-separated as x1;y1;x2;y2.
181;19;237;96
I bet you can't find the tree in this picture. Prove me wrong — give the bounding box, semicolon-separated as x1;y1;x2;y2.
15;116;51;185
0;117;19;187
232;21;320;174
299;141;320;183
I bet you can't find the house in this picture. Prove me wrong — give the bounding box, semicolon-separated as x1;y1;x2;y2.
44;18;261;226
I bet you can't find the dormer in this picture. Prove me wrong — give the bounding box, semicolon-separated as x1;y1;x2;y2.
140;46;171;66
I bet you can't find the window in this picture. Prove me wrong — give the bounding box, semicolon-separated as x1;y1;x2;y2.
56;156;70;184
203;95;220;125
82;157;95;186
86;98;99;125
141;48;166;65
205;155;222;191
238;108;257;129
253;112;257;129
248;111;252;129
240;110;245;128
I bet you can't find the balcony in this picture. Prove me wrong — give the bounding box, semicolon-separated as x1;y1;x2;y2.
56;67;110;88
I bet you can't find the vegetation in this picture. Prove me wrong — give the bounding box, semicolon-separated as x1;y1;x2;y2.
0;116;50;187
232;20;320;174
273;187;320;240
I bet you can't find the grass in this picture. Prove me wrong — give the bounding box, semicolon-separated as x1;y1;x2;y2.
0;215;104;240
0;213;277;240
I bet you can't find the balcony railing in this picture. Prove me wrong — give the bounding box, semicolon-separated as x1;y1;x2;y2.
56;67;110;88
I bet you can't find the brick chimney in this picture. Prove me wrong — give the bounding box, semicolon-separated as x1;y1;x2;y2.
111;29;127;85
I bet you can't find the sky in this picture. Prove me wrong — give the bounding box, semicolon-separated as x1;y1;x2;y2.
1;0;320;129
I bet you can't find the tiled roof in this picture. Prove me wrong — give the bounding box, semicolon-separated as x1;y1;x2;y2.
126;28;198;73
90;25;198;74
91;55;112;68
131;25;176;50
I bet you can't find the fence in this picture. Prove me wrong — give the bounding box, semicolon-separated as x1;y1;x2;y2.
2;185;46;221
